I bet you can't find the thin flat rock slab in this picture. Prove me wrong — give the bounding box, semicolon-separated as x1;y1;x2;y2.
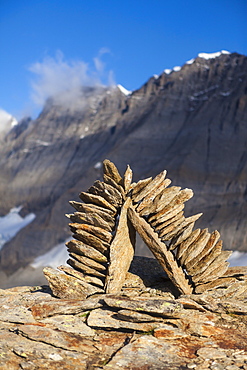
69;252;106;272
180;229;209;266
1;335;91;370
67;257;106;278
66;212;114;232
103;295;183;317
69;223;112;244
73;229;110;254
66;240;107;263
104;335;188;370
103;159;122;184
164;222;196;252
161;213;202;242
31;296;104;319
116;309;164;323
132;170;167;203
192;251;232;284
176;229;201;261
219;280;247;299
155;210;184;232
43;267;102;299
131;177;152;199
0;305;36;324
79;192;117;214
103;174;126;199
182;230;211;269
88;181;123;208
152;186;181;214
137;179;172;216
105;198;136;293
158;215;185;238
188;240;223;277
58;265;104;288
194;277;238;294
151;203;185;228
127;206;193;295
149;188;193;223
185;230;221;273
92;180;123;202
197;261;230;285
87;308;160;332
223;266;247;278
69;201;115;217
169;222;195;251
122;164;133;192
40;314;95;336
17;325;98;353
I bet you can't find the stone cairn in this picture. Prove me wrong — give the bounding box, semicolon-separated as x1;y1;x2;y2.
44;159;246;297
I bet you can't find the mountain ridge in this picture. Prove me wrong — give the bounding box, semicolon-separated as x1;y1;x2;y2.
0;51;246;283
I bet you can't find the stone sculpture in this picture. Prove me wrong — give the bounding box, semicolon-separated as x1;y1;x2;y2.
44;159;246;297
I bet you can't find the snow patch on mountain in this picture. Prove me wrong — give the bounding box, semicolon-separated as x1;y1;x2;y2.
0;206;36;250
186;58;195;65
198;50;230;60
164;69;172;75
164;66;181;74
229;251;247;267
31;239;70;269
117;84;132;96
34;139;52;146
165;51;230;75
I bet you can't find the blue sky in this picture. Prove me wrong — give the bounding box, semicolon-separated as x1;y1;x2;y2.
0;0;246;119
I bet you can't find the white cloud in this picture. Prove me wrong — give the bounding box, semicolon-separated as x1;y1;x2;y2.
29;50;115;111
93;47;112;74
0;108;18;134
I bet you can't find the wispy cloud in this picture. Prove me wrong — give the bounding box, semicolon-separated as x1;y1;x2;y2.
29;50;115;111
0;108;18;135
93;47;112;74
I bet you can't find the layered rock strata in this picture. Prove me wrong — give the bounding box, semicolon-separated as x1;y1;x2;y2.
44;160;246;298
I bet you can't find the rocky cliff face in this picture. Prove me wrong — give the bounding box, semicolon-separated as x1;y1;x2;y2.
0;52;246;284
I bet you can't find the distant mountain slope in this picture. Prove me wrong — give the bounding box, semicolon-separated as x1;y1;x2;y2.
0;51;246;282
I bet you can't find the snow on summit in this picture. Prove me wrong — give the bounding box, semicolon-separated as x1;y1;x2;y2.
173;66;181;72
198;50;230;60
117;84;132;96
164;69;172;75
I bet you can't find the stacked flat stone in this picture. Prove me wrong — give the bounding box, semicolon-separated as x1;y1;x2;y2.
44;160;246;299
57;159;135;296
128;169;237;294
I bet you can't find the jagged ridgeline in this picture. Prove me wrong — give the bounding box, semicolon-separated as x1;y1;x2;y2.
44;160;246;296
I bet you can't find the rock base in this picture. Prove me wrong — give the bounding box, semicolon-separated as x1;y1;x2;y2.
1;257;246;370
